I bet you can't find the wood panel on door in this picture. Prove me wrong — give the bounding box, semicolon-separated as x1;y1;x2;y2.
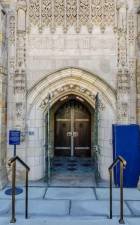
54;99;91;157
55;120;71;156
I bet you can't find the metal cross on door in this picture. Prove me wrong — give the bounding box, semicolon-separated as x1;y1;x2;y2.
55;99;91;157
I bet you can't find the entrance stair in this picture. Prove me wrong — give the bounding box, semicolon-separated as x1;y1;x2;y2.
0;186;140;225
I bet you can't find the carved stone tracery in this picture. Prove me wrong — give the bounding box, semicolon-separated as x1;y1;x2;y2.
28;0;115;32
39;83;105;111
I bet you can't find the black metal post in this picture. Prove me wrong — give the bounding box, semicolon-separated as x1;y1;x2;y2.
25;170;29;219
119;162;125;224
109;169;113;219
10;161;16;223
14;145;16;157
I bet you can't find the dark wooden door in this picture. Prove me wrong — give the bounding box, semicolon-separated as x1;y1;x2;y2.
55;99;91;157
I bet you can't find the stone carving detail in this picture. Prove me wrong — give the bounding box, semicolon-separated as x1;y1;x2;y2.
39;84;105;110
66;0;77;26
128;13;137;123
103;0;115;25
54;0;65;26
91;0;102;26
117;68;130;123
117;0;127;31
79;0;90;26
116;1;130;124
28;0;115;32
118;31;127;66
117;68;130;93
91;0;115;30
12;1;27;141
8;15;16;77
29;0;40;26
117;0;127;66
128;14;135;44
42;0;52;27
9;16;15;45
14;69;26;93
15;102;23;118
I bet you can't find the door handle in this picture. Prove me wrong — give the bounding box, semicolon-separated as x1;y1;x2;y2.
73;132;78;137
67;132;72;136
67;132;78;137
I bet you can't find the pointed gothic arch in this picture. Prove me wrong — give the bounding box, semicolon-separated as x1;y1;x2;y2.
26;68;116;181
27;67;116;114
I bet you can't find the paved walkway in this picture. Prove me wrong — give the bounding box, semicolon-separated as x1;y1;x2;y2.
0;186;140;225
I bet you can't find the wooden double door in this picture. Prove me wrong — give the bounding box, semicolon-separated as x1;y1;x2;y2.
55;99;91;157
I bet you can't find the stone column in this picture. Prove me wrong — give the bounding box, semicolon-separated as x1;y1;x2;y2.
117;1;138;124
127;8;137;123
116;0;130;124
0;4;8;189
13;0;27;141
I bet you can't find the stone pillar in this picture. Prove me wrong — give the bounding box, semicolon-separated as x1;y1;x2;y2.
13;0;27;141
127;9;137;123
117;1;138;124
7;1;27;181
116;0;130;124
0;4;8;189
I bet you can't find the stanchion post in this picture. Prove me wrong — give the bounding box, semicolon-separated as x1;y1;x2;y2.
10;161;16;223
109;169;113;219
119;162;125;224
25;170;29;219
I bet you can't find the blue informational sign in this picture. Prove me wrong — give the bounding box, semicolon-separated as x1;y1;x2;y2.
9;130;21;145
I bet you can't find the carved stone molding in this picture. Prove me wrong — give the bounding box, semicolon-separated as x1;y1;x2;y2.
9;15;15;45
12;1;27;141
39;84;105;111
28;0;116;33
117;66;130;123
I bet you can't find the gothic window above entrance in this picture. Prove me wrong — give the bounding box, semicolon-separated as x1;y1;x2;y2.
28;0;116;32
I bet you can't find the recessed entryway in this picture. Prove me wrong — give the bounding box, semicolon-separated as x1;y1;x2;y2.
54;97;91;157
46;95;97;187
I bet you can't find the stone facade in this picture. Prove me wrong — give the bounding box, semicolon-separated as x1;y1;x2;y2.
0;0;139;187
0;3;8;188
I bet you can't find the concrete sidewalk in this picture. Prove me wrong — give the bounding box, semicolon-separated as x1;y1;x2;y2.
0;186;140;225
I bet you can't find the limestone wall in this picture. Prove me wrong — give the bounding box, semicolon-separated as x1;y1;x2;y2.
5;0;140;182
26;27;117;90
0;4;8;189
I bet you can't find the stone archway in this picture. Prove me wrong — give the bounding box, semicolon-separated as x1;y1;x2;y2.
26;68;116;181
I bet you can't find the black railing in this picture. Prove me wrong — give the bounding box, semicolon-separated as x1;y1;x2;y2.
8;156;30;223
108;156;126;224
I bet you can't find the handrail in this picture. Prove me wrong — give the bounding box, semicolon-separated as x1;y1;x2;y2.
8;156;30;223
108;156;126;224
109;156;127;170
8;156;30;171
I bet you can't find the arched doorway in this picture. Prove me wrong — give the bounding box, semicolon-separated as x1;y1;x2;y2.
27;68;116;181
54;96;91;157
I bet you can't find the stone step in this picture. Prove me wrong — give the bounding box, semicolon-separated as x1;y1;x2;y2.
15;199;131;217
0;218;126;225
2;197;140;218
0;217;140;225
0;200;11;215
2;187;140;201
